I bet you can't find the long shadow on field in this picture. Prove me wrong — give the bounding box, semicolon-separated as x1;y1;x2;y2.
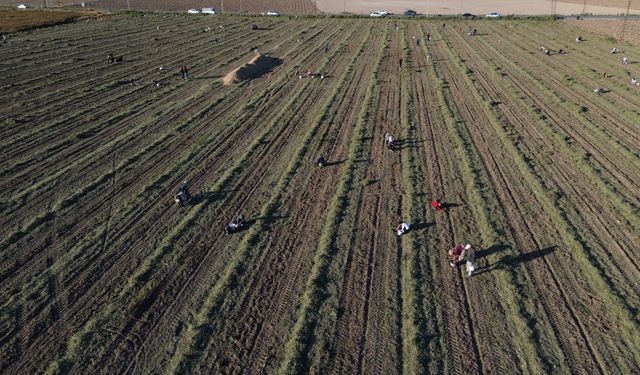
189;190;236;205
410;221;434;232
254;214;289;230
395;138;425;149
324;159;345;167
477;244;511;259
474;246;557;276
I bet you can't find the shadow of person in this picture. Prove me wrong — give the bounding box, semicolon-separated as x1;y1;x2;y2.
410;221;435;231
324;159;346;167
477;244;511;259
473;246;557;276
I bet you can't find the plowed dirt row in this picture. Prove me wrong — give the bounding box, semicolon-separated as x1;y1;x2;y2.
2;16;639;375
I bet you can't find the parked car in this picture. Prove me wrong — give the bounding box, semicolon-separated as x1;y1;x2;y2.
370;11;384;17
17;4;28;9
485;12;501;18
201;8;216;14
404;10;417;16
266;11;280;16
187;9;200;14
462;12;474;17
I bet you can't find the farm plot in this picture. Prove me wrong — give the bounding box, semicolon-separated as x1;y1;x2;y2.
1;14;639;375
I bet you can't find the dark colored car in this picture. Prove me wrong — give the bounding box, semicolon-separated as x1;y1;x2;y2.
462;13;474;17
404;9;417;16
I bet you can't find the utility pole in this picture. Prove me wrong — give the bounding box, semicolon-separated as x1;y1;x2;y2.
126;0;130;11
582;0;587;14
221;0;224;13
343;0;346;13
620;0;632;42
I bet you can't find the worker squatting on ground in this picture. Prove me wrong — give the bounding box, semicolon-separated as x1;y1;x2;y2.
576;36;582;42
449;244;478;276
611;47;618;54
622;57;629;65
226;214;246;234
431;199;445;211
174;184;190;206
316;156;326;167
396;222;410;236
384;132;396;151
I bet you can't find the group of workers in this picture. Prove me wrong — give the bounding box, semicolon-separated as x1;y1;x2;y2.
395;200;478;277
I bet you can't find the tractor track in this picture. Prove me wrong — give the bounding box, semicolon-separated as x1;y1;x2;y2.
0;19;344;374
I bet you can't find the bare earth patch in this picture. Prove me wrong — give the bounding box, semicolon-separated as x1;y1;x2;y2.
566;19;640;45
0;8;98;33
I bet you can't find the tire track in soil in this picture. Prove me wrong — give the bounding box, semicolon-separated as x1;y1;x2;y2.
448;25;638;372
0;21;342;375
0;17;282;165
0;18;309;219
78;22;363;375
0;16;330;286
416;24;487;375
437;24;609;374
350;25;403;375
0;28;324;338
478;25;640;190
457;28;640;290
188;22;380;372
217;24;379;375
0;18;325;284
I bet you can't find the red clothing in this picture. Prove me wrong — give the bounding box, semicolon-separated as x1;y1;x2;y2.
451;244;464;257
431;201;444;211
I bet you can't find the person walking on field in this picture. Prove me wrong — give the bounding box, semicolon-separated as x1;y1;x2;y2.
464;244;477;276
181;65;189;80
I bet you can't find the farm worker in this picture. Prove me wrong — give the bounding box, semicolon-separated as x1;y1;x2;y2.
324;42;329;53
396;222;410;236
316;156;326;167
632;77;637;85
431;200;445;211
427;33;431;41
610;47;618;54
576;36;582;42
622;57;629;65
181;65;189;80
449;244;465;267
399;58;403;70
464;244;477;276
416;38;420;46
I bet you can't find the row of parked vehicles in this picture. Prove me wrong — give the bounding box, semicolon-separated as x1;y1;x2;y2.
370;10;501;18
187;8;216;14
187;9;280;16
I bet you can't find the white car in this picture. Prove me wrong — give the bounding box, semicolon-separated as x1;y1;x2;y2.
17;4;28;9
485;12;500;18
266;11;280;16
370;11;385;17
202;8;216;14
187;9;201;14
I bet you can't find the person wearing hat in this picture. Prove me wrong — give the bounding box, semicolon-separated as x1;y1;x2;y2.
464;244;477;276
449;244;476;276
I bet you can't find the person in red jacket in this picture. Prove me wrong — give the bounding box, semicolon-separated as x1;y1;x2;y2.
431;199;445;211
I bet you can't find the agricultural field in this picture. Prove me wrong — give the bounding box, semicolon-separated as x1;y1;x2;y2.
1;12;640;375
